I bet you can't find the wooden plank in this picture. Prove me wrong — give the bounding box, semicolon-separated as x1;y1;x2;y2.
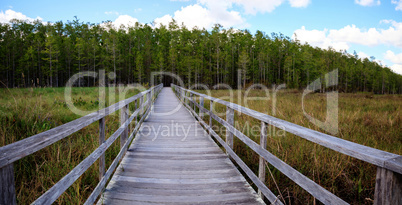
0;84;162;169
100;192;262;204
259;121;268;198
0;163;16;205
175;85;402;174
374;166;402;205
99;117;106;180
105;184;253;196
107;180;251;191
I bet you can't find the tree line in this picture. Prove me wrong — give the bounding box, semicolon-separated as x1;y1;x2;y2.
1;17;401;94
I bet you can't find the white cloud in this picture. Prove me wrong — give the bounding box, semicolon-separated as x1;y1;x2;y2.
392;0;402;11
0;9;42;23
288;0;311;8
154;3;246;29
390;64;402;75
293;20;402;51
134;8;142;13
153;14;174;28
155;0;312;29
355;0;381;6
384;50;402;64
357;51;370;60
293;26;350;51
113;15;138;28
327;25;382;46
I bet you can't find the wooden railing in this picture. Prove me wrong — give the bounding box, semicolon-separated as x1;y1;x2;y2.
0;84;163;205
172;84;402;205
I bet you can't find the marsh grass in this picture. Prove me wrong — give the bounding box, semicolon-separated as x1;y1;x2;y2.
0;87;141;204
195;89;401;205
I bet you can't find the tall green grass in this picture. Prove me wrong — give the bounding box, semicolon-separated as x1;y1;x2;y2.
0;87;141;204
196;89;401;204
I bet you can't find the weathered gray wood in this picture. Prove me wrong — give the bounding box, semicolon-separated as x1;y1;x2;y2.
374;166;402;205
210;99;213;128
32;106;141;205
182;99;280;204
226;106;234;152
259;121;268;199
99;88;264;205
120;104;129;149
139;96;144;116
192;95;348;205
99;117;106;181
173;85;402;175
0;163;16;205
199;96;204;117
0;84;162;169
85;101;152;205
189;92;194;111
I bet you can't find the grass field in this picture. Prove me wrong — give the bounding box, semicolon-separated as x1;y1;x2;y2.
0;87;142;204
0;87;401;204
195;89;401;204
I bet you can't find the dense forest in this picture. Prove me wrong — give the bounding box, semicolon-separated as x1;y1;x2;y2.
0;18;401;93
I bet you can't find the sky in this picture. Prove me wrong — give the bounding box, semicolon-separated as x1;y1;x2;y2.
1;0;402;74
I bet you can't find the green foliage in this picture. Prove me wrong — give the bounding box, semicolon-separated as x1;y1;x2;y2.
0;18;401;92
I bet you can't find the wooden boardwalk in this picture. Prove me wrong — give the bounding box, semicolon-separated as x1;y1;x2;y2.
98;88;265;205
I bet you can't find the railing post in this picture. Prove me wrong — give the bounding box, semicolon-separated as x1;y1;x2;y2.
140;96;144;115
209;100;213;128
120;104;129;149
189;93;193;110
374;166;402;204
199;97;204;117
99;117;105;180
258;121;268;199
0;163;16;205
226;106;234;152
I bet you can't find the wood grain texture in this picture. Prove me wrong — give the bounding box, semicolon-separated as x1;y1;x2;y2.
120;104;129;149
226;107;234;152
99;88;264;205
374;167;402;205
99;117;106;181
0;163;16;205
172;85;402;174
259;121;268;199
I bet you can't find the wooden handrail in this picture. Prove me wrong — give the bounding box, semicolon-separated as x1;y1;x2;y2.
172;84;402;205
0;84;163;205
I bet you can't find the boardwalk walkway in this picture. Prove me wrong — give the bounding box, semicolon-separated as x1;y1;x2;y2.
99;88;264;204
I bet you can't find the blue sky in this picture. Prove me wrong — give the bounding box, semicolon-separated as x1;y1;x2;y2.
1;0;402;74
